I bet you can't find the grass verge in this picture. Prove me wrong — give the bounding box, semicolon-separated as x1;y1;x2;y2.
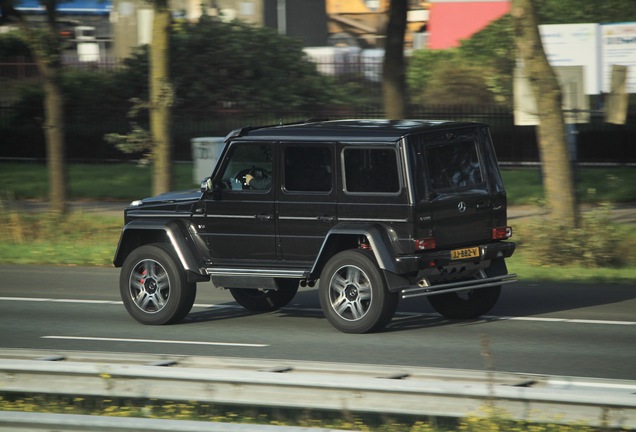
0;162;199;201
1;162;635;204
0;163;634;283
0;393;609;432
0;208;634;284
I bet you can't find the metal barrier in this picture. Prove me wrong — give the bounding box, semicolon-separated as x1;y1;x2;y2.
0;411;350;432
1;349;635;430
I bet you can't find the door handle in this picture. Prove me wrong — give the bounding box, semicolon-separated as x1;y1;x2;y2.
255;214;273;221
318;216;335;222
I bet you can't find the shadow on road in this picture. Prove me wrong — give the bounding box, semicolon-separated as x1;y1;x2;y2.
178;282;635;330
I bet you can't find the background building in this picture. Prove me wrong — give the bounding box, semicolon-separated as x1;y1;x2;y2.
426;0;510;49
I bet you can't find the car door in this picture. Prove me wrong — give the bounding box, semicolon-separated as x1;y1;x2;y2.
203;141;277;262
276;143;337;262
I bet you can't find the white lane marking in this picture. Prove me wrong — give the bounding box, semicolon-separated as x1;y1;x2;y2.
0;297;239;308
42;336;268;348
0;297;121;304
489;315;636;326
2;297;635;327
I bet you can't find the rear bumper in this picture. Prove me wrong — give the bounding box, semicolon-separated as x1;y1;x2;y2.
383;241;516;294
395;241;516;273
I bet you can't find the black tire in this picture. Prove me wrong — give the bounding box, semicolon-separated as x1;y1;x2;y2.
319;250;398;334
119;243;196;325
229;279;299;312
427;259;507;319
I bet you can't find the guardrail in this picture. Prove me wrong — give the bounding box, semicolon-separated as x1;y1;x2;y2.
0;411;347;432
1;349;635;430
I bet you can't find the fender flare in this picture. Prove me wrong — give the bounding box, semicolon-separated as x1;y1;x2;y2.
113;219;207;279
310;223;400;279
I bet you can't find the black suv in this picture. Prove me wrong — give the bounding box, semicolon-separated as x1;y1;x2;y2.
114;119;516;333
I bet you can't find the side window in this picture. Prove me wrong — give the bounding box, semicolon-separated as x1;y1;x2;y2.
343;147;400;193
426;140;483;191
284;146;332;192
219;143;272;191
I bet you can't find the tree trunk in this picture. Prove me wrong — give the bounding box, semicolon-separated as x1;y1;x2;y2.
383;0;407;119
149;2;173;195
42;70;68;214
511;0;578;228
10;0;69;214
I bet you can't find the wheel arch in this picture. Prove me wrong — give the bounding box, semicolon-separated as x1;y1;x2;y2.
113;219;208;282
310;223;399;279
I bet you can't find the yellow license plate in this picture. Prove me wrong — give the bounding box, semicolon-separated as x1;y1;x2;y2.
451;247;480;260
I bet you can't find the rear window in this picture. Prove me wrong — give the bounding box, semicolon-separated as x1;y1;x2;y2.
426;140;483;191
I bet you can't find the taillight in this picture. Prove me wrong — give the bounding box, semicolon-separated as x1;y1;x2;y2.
492;226;513;240
414;237;436;251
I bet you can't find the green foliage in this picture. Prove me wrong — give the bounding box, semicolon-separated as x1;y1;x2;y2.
118;16;334;115
516;203;625;268
409;55;500;105
0;31;32;58
104;124;153;160
18;27;64;67
103;98;153;160
535;0;636;24
407;49;458;103
407;16;515;106
456;15;515;105
171;16;332;112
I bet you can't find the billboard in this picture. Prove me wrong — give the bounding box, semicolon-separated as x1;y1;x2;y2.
601;23;636;94
539;23;600;95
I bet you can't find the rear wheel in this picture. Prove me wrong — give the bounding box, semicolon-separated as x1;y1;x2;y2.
319;250;398;333
120;243;196;325
229;279;299;312
427;259;507;319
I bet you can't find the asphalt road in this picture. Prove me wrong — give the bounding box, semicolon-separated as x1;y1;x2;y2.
1;265;635;380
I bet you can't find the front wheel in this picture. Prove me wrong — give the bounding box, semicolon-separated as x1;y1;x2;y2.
319;250;398;333
427;259;507;319
229;279;299;312
119;243;196;325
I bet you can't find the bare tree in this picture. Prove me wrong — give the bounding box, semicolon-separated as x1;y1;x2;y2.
4;0;68;213
511;0;578;228
383;0;407;119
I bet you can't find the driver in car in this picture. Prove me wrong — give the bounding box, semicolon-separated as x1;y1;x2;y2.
244;169;271;190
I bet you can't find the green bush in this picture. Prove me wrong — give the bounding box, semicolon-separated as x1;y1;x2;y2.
0;31;32;58
517;203;625;268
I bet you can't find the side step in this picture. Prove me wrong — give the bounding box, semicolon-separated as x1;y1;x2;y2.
205;268;307;278
401;273;517;299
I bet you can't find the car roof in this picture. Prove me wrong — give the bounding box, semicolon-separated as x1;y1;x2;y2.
226;119;486;143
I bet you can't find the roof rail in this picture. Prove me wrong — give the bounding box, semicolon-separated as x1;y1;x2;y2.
224;118;330;140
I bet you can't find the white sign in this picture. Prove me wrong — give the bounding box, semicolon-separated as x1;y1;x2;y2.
601;23;636;94
539;23;600;95
513;65;588;126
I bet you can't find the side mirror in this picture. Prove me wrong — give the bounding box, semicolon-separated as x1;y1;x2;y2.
200;177;213;193
201;177;222;200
